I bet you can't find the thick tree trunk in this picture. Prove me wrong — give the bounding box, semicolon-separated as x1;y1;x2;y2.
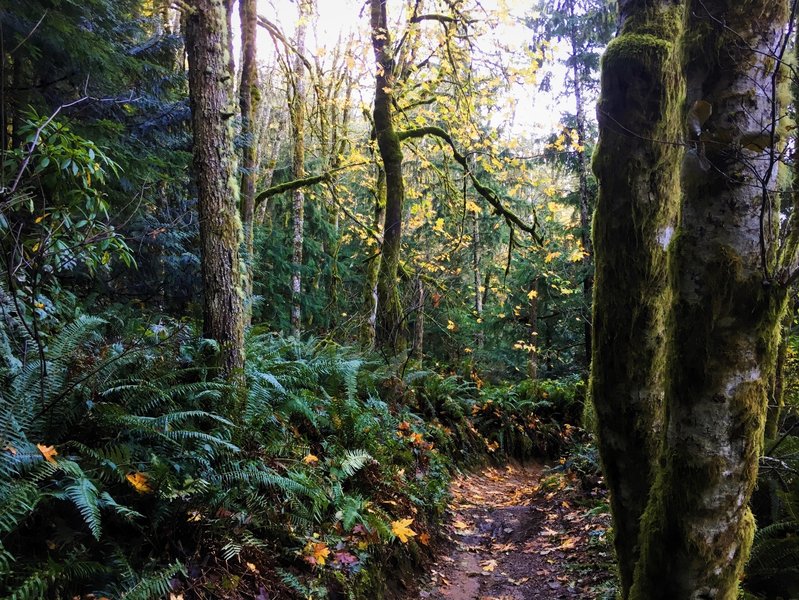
238;0;259;326
631;3;790;597
590;1;686;594
185;0;245;378
371;0;406;353
289;0;312;338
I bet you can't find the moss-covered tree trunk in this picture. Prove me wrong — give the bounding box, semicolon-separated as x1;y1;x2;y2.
238;0;258;327
371;0;406;353
362;166;386;349
765;306;792;440
185;0;245;378
590;0;685;594
629;2;790;597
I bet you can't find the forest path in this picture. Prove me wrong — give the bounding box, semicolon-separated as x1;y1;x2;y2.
416;463;614;600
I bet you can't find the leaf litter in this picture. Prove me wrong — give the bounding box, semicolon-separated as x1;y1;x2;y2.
415;463;614;599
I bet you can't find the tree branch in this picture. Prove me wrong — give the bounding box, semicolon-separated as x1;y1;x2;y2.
398;126;542;242
253;161;369;207
257;15;314;73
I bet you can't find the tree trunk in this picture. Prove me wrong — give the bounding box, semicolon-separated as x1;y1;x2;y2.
411;276;424;361
569;15;593;373
765;306;792;440
238;0;259;327
472;209;484;350
289;0;312;338
371;0;406;353
631;3;790;596
362;166;386;348
528;277;539;380
590;0;686;594
185;0;245;378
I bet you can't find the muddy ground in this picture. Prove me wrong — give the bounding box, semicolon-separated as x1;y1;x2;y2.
415;463;615;600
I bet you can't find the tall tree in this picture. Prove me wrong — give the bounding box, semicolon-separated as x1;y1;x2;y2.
239;0;259;325
592;0;794;597
370;0;406;352
185;0;245;377
591;0;686;593
288;0;313;337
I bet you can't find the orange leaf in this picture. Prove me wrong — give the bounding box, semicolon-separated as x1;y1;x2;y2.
37;444;57;464
303;453;319;465
308;541;330;565
418;532;431;546
126;471;152;494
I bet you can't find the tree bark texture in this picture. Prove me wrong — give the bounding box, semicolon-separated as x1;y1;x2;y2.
185;0;245;378
631;3;790;597
371;0;406;353
590;1;686;593
238;0;259;326
593;0;792;598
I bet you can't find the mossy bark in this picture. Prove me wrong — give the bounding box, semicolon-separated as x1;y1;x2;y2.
629;1;790;598
361;166;386;349
238;0;258;327
371;0;406;353
765;307;792;440
185;0;245;378
590;1;686;594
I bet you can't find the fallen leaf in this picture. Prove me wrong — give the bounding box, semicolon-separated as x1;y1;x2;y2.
126;471;152;494
418;532;431;546
453;520;470;530
37;444;57;464
481;559;498;573
303;453;319;465
391;518;417;543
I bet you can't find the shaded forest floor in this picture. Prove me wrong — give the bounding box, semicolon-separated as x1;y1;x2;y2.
416;463;615;600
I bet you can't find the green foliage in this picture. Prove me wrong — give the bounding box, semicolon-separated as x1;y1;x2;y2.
472;377;584;458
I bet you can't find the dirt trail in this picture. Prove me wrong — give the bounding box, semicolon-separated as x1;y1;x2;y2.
418;463;613;600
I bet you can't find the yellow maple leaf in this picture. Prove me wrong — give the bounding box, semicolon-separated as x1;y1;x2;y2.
126;471;152;494
544;251;561;264
446;320;457;331
310;541;330;565
37;444;57;464
527;289;539;300
303;453;319;465
391;518;417;543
